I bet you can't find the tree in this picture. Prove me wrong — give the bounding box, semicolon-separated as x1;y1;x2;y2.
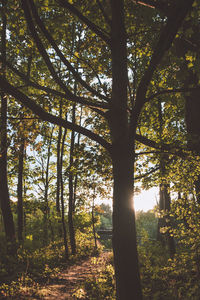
0;0;16;253
0;0;195;298
17;126;25;243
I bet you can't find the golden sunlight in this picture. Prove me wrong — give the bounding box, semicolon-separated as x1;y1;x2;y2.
134;187;158;212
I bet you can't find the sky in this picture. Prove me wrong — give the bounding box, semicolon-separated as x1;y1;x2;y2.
134;187;158;212
98;187;158;212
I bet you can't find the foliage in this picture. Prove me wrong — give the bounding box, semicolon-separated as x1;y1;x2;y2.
136;210;158;240
137;197;200;299
0;231;99;298
73;254;115;300
96;203;112;230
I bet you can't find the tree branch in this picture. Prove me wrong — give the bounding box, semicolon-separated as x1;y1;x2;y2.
57;0;111;46
146;86;200;102
0;57;109;112
135;133;195;159
0;75;111;152
21;0;109;111
129;0;194;135
135;165;160;181
135;133;173;150
28;0;109;102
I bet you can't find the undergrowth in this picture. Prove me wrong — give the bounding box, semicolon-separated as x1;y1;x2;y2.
0;230;100;299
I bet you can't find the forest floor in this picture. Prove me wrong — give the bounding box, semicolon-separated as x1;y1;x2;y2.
30;251;111;300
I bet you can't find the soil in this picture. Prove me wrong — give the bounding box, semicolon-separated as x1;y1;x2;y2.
36;251;111;300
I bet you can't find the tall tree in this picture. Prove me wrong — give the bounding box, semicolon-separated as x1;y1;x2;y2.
17;56;32;243
68;104;76;254
60;125;69;260
17;132;25;243
0;0;16;253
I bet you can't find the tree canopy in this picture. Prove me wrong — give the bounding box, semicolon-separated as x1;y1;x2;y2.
1;0;200;299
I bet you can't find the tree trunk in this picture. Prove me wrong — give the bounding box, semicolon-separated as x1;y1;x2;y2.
60;128;69;260
158;183;176;258
43;127;54;245
68;104;76;254
91;187;98;251
56;125;62;213
185;82;200;204
56;102;62;214
17;138;25;243
163;185;176;258
56;121;62;237
112;147;142;300
157;183;165;243
0;0;16;253
72;107;82;213
0;90;16;251
157;98;175;257
110;1;142;298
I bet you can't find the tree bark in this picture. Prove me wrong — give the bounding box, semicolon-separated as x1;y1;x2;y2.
112;147;142;300
0;0;16;253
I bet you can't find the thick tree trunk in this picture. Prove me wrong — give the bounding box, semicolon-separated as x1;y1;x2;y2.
0;92;16;250
17;138;25;243
0;0;16;253
112;147;142;300
110;1;142;298
185;85;200;204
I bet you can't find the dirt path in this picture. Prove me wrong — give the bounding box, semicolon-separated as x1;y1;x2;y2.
38;252;111;300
